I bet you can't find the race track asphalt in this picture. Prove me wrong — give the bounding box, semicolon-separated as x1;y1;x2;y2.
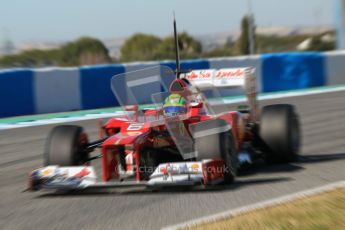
1;91;345;230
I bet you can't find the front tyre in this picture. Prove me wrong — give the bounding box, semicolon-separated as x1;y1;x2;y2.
221;132;238;184
192;119;237;185
139;148;158;180
44;125;89;166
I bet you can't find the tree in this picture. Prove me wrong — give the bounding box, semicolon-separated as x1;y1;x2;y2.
0;49;60;67
0;37;111;68
203;37;235;58
256;34;311;53
236;16;256;55
119;32;202;61
154;32;202;59
120;34;162;62
60;37;111;66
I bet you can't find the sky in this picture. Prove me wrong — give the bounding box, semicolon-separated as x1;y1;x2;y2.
0;0;336;43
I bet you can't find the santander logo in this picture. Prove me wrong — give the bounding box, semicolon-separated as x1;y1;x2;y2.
186;71;212;80
73;168;90;178
216;69;244;79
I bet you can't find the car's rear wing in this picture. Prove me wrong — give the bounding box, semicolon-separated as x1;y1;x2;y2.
182;67;259;121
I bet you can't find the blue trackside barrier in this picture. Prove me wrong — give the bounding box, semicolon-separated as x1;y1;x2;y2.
160;59;210;71
0;69;35;117
0;51;344;118
80;64;125;109
261;52;326;92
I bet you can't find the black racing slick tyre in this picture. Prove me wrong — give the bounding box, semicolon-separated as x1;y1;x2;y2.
44;125;89;166
220;131;238;184
260;104;300;163
139;148;158;180
192;119;237;184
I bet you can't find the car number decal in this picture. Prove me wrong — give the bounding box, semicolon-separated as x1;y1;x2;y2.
127;123;143;131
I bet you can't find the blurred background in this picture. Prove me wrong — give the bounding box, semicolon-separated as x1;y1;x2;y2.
1;2;345;230
0;0;342;68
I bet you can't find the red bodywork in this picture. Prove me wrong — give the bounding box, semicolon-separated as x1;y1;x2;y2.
99;79;247;183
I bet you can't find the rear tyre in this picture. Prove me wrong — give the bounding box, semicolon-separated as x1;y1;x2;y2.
44;125;89;166
260;104;300;163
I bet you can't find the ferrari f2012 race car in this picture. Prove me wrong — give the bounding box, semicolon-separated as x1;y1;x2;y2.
28;65;301;191
28;20;301;192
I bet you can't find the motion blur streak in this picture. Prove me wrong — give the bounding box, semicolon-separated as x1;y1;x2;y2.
1;91;345;230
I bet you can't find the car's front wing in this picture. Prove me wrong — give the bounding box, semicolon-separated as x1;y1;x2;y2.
28;160;225;191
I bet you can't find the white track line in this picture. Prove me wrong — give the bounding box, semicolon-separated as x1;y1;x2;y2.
219;85;345;104
0;112;125;130
1;86;345;130
162;180;345;230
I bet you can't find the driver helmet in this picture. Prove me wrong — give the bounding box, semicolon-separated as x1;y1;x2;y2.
163;93;187;116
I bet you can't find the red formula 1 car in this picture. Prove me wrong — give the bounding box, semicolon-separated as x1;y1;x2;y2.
28;65;301;191
28;21;301;191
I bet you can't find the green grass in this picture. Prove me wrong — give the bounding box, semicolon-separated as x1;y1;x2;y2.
189;187;345;230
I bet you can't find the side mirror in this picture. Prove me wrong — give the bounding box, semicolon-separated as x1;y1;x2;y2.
124;105;139;112
190;102;203;108
124;105;139;121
